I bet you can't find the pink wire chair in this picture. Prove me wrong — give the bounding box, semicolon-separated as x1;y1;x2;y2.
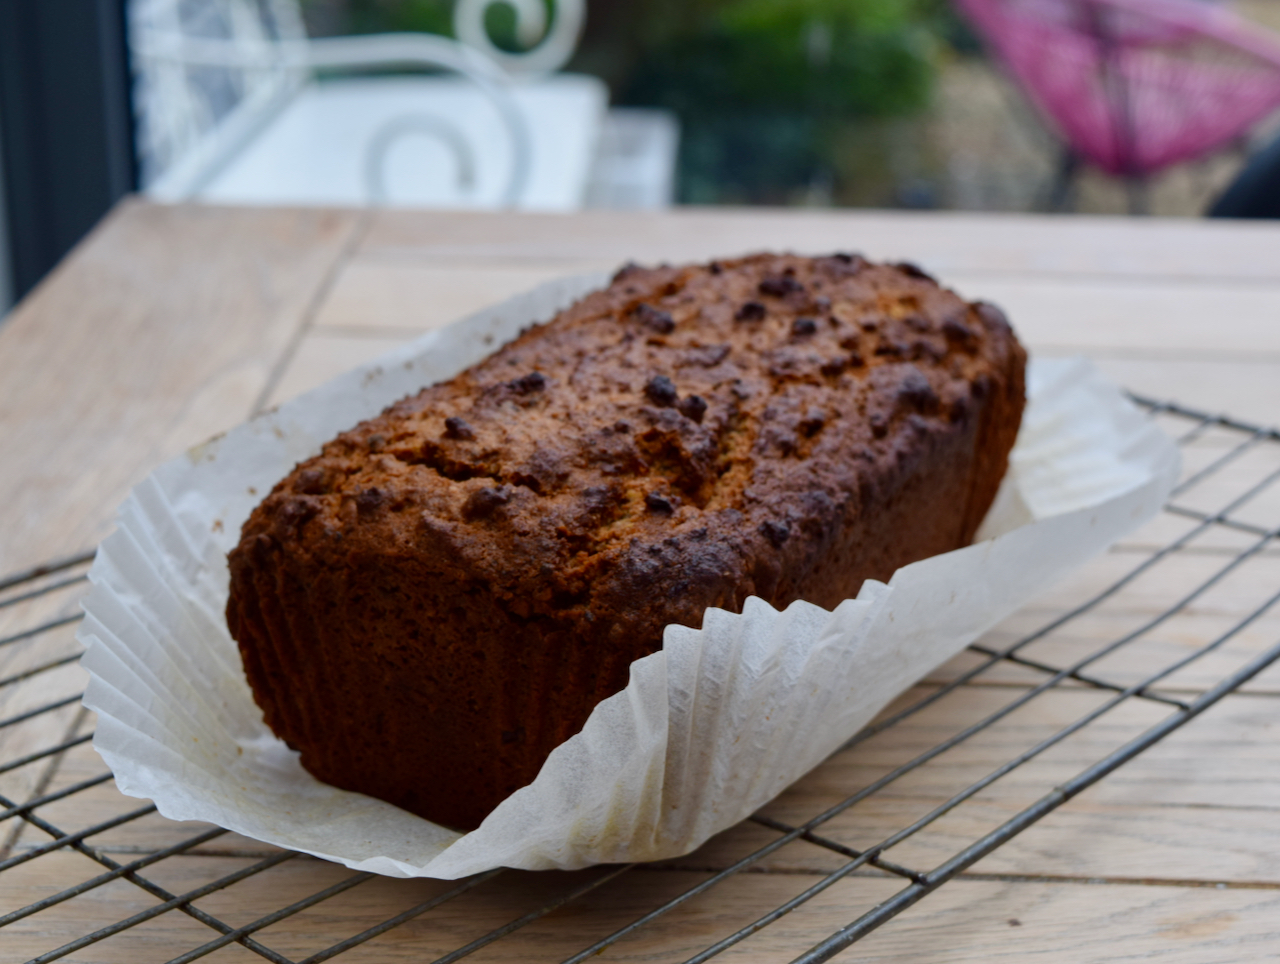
954;0;1280;209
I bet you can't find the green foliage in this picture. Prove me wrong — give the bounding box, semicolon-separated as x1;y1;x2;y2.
325;0;454;36
304;0;551;50
616;0;941;204
622;0;937;119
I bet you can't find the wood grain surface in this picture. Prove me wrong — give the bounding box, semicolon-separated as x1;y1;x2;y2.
1;200;1278;963
0;201;367;576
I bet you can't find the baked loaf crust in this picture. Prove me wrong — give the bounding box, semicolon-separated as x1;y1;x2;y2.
227;253;1026;830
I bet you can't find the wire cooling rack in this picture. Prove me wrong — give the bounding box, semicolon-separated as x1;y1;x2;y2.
1;395;1279;963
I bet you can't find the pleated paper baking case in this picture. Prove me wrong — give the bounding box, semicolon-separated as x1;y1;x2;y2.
78;271;1180;878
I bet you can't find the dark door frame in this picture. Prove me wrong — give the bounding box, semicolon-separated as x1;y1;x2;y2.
0;0;136;305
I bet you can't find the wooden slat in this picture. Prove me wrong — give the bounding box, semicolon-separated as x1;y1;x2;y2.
359;207;1280;282
1088;356;1280;431
311;260;613;334
940;273;1280;357
0;201;366;576
264;330;411;410
665;795;1280;884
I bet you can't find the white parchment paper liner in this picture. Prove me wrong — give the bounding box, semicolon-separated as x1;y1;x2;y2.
78;272;1180;879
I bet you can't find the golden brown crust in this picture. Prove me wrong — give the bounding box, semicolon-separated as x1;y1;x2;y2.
226;253;1026;830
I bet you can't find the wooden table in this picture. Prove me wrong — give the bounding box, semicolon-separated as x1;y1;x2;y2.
1;199;1279;961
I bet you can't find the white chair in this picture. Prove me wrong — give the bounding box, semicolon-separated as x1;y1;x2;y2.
585;108;681;210
129;0;610;210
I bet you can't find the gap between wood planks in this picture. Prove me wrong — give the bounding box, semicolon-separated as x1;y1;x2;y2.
919;677;1280;697
634;863;1280;889
251;209;377;418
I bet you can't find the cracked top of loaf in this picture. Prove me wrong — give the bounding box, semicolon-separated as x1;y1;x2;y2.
237;252;1022;625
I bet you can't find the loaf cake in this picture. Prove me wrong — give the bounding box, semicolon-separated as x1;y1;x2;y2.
226;253;1026;831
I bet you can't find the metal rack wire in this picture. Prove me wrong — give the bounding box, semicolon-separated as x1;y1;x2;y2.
1;394;1278;963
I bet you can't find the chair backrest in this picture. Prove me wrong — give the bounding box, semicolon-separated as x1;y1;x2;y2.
130;0;308;190
130;0;584;196
955;0;1280;176
454;0;585;76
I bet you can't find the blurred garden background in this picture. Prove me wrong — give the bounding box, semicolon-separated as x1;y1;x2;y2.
8;0;1280;311
298;0;1280;215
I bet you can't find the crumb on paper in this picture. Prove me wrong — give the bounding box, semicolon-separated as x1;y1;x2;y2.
185;430;228;465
